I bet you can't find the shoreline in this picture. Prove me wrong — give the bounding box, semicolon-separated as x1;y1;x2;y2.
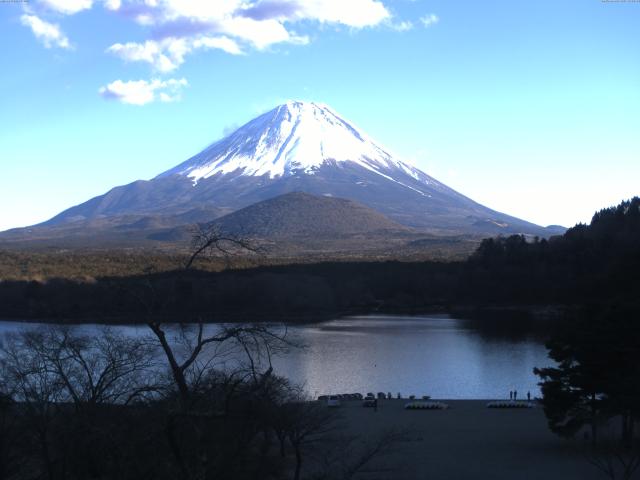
0;303;566;326
324;399;601;479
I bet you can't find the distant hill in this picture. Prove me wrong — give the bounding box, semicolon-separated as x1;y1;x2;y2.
147;192;472;258
211;192;410;238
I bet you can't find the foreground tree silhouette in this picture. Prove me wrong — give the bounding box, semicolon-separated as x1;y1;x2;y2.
128;301;294;479
535;305;640;446
0;377;21;480
125;225;300;480
0;325;309;480
1;327;160;480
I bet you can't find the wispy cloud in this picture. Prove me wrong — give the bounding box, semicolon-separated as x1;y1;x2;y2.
242;1;303;21
420;14;439;28
390;20;413;32
107;35;244;72
103;0;121;11
107;38;189;73
39;0;93;15
98;78;188;105
192;36;244;56
20;14;72;49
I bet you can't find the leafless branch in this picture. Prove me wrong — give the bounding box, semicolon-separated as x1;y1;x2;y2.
185;223;262;270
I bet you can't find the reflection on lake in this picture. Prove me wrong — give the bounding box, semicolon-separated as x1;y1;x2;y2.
0;315;552;399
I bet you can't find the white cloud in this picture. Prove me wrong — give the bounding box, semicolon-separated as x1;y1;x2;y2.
287;0;390;28
98;77;188;105
158;91;179;102
420;13;439;28
107;35;244;72
219;16;305;50
103;0;121;10
155;0;238;23
20;14;72;49
107;38;185;72
39;0;93;15
192;36;244;55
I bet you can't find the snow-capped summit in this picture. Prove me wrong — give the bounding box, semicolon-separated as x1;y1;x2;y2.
159;101;431;188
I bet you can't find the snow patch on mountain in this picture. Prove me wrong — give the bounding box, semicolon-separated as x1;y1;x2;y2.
158;101;434;191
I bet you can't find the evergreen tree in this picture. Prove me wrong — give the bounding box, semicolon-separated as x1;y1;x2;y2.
535;305;640;445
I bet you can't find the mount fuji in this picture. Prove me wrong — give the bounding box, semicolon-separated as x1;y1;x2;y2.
2;101;563;249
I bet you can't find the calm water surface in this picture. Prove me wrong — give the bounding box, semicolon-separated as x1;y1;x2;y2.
0;315;552;399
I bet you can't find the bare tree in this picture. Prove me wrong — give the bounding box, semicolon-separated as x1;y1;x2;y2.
117;222;297;480
2;331;67;480
9;327;157;409
1;326;160;479
134;281;296;480
282;400;340;480
0;354;23;480
185;223;260;270
147;321;292;407
133;225;290;407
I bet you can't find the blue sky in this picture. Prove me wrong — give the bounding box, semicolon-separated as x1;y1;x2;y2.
0;0;638;231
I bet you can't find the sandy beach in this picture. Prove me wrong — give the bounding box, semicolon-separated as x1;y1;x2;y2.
329;399;603;480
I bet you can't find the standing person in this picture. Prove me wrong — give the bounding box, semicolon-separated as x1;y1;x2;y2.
527;391;531;401
514;390;518;401
509;390;513;400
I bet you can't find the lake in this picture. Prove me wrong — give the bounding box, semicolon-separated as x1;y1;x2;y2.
0;315;552;399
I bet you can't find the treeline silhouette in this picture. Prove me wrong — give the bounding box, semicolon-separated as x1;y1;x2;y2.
467;197;640;305
0;198;638;324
